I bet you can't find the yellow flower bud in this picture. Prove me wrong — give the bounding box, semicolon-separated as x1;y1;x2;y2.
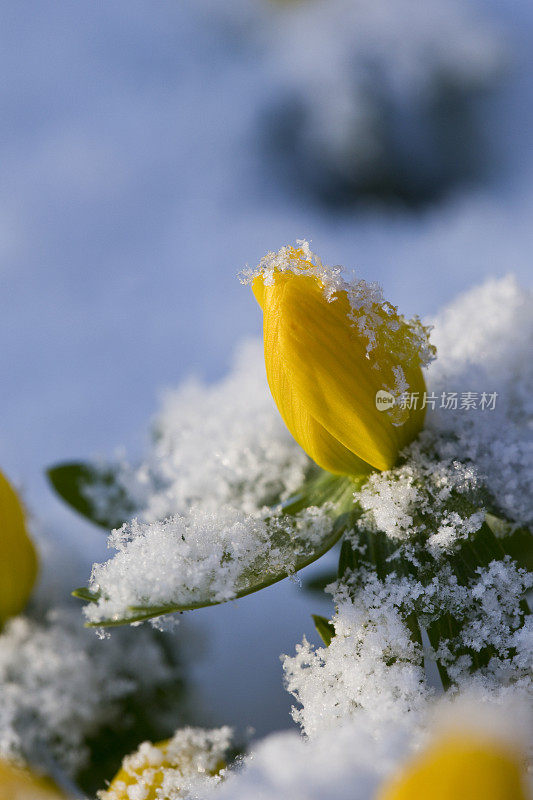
99;731;227;800
0;470;38;626
246;243;432;475
0;760;67;800
100;740;171;800
378;734;530;800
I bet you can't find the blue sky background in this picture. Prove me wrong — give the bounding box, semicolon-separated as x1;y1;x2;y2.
1;0;533;738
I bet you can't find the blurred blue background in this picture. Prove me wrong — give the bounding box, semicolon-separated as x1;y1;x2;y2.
1;0;532;739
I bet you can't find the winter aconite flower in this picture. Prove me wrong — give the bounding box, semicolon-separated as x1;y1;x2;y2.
0;469;38;626
0;760;67;800
243;242;434;475
378;734;530;800
98;728;230;800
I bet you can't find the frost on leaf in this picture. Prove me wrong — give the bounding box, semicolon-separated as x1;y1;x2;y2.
84;504;344;626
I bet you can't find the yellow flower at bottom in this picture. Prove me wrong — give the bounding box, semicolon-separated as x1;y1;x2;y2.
0;760;67;800
101;740;170;800
99;729;229;800
247;244;432;475
378;734;530;800
0;470;38;626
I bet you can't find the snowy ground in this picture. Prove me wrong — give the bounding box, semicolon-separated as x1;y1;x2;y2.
1;0;533;740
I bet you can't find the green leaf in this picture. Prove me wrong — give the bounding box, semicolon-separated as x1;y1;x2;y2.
338;526;415;583
77;470;367;627
281;469;364;515
47;462;136;530
72;587;100;603
484;512;533;571
312;614;336;646
338;537;357;579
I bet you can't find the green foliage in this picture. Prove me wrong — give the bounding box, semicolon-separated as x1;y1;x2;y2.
47;462;135;530
312;614;336;646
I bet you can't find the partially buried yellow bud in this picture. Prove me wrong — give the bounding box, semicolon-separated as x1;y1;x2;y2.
99;728;230;800
378;734;531;800
0;470;38;626
0;760;67;800
243;242;434;475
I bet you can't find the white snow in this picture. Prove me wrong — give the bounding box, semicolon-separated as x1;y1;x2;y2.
83;268;531;624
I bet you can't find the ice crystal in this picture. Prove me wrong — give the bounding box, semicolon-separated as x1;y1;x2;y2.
356;439;484;547
354;275;533;553
284;574;429;738
283;561;531;738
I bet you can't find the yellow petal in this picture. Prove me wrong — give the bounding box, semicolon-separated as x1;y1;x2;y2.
0;470;38;626
378;735;530;800
0;760;67;800
257;273;366;474
259;271;425;472
261;293;372;475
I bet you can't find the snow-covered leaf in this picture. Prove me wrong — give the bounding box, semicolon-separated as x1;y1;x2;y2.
76;472;365;627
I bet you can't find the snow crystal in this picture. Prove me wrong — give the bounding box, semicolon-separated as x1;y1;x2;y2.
0;607;184;776
436;558;533;687
284;558;531;739
353;275;533;554
283;573;429;738
356;437;485;548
